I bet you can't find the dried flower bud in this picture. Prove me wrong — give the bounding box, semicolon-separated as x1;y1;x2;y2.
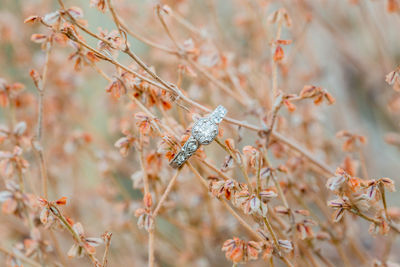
143;193;152;208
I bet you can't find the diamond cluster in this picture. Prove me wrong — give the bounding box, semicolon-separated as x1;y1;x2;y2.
210;105;227;124
192;118;219;145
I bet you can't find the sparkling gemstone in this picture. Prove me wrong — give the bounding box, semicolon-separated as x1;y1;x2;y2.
210;105;227;123
186;141;198;152
177;153;186;162
192;118;218;145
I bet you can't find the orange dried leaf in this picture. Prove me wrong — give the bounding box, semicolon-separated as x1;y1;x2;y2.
225;138;235;150
24;15;40;24
86;51;100;62
55;196;67;205
277;39;292;45
300;85;318;98
273;45;284;62
283;99;296;112
324;92;336;105
30;34;47;43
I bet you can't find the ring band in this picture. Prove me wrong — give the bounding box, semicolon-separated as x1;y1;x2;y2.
169;136;199;168
169;105;227;169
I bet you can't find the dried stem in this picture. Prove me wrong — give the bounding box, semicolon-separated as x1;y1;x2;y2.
102;233;112;267
0;246;42;267
263;216;281;254
49;205;101;266
214;138;253;192
152;169;181;218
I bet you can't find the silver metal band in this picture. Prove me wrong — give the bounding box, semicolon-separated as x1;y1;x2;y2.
169;136;199;168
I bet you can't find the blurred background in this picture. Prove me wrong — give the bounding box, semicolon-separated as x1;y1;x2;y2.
0;0;400;266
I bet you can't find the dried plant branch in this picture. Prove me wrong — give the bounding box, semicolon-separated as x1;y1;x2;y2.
49;205;101;266
102;232;112;267
0;246;42;267
152;170;181;218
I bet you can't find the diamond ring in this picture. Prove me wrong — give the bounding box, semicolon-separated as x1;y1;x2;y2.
169;105;227;169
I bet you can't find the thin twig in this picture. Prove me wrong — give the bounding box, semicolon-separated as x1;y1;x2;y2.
152;170;181;217
0;246;42;267
102;232;112;267
49;205;101;266
214;138;253;192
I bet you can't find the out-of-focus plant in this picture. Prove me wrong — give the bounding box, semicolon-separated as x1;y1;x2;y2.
0;0;399;266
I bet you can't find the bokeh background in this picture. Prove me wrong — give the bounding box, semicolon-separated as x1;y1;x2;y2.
0;0;400;266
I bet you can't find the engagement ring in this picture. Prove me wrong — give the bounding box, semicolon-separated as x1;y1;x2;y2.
169;105;227;168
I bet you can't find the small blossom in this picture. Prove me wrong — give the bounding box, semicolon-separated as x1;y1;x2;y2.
364;178;396;201
222;237;262;263
135;208;154;231
300;85;335;105
369;215;390;236
67;6;84;20
242;146;258;170
327;197;351;222
278;239;293;252
106;79;125;99
90;0;107;12
38;196;68;229
274;205;290;215
0;147;29;178
97;29;123;52
135;112;155;136
68;222;103;257
236;193;268;217
157;135;178;161
114;133;136;157
259;189;278;200
380;177;396;192
262;242;273;261
296;220;316;240
295;209;310;216
336;130;367;151
209;179;239;200
0;78;25;108
326;174;346;192
268;8;292;27
42;11;61;26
